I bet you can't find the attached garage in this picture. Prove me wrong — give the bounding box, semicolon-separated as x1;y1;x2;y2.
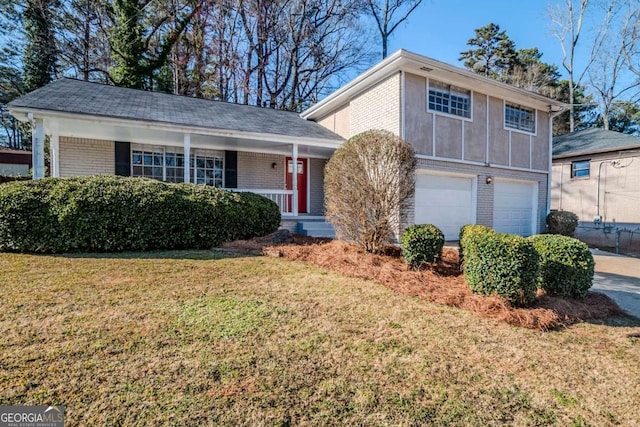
414;172;476;240
493;179;538;236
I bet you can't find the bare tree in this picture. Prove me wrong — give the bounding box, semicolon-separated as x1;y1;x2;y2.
588;1;640;129
549;0;594;133
366;0;423;59
621;0;640;78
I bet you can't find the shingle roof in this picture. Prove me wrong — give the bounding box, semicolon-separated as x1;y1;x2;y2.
553;128;640;158
8;78;343;141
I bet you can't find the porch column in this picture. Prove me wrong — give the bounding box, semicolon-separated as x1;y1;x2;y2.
31;118;45;179
183;133;191;183
50;133;59;177
292;143;298;216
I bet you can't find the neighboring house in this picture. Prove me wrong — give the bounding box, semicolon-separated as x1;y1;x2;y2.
0;147;32;177
8;49;564;239
551;128;640;252
303;50;564;239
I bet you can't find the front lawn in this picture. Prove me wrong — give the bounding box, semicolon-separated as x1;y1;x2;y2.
1;251;639;425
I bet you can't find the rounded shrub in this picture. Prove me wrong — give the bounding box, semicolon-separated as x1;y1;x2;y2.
401;224;445;269
546;210;579;236
529;234;594;298
0;176;280;253
463;232;539;306
458;224;495;266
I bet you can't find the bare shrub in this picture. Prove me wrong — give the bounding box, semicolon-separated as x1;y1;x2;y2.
324;130;416;253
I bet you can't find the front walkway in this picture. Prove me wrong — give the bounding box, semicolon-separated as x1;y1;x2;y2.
591;249;640;319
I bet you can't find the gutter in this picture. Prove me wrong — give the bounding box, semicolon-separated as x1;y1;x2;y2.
9;106;345;149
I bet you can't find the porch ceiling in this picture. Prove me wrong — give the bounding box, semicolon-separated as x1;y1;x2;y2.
43;114;339;158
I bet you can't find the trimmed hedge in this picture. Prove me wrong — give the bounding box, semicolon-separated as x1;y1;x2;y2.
458;224;495;266
546;210;579;237
401;224;445;269
462;232;539;306
0;176;280;253
529;234;594;298
0;175;31;184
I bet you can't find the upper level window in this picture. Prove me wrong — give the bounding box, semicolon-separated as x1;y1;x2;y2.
428;79;471;119
505;103;535;133
571;160;590;178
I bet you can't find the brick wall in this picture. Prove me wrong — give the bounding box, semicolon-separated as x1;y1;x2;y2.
236;152;285;189
59;137;114;177
350;72;401;136
309;158;326;216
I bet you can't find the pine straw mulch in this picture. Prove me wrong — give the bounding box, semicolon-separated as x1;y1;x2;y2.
224;237;625;331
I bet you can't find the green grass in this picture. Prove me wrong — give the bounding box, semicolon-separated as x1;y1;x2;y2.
0;250;639;426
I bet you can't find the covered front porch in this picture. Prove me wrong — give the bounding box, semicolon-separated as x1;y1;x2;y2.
9;84;344;219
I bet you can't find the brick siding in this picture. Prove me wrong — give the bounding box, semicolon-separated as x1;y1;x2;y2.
59;137;114;177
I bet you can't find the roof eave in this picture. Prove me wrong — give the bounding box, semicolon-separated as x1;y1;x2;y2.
553;143;640;159
9;106;345;148
301;49;566;121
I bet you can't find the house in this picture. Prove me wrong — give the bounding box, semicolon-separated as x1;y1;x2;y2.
0;147;32;177
551;128;640;252
8;78;342;236
303;50;564;239
8;49;564;240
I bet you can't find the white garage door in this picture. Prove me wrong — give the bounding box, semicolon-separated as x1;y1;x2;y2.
415;174;474;241
493;180;537;236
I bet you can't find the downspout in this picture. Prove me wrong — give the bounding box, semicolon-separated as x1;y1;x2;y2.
596;160;612;221
548;107;566;223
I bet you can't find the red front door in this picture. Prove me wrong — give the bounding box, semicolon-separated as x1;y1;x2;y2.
286;157;307;214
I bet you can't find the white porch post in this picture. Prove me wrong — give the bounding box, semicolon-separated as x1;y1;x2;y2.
31;118;45;179
183;133;191;183
50;133;59;178
292;143;298;216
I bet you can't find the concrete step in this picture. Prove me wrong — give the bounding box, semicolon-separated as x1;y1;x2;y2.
297;220;335;238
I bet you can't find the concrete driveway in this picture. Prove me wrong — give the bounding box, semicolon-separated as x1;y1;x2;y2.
591;249;640;319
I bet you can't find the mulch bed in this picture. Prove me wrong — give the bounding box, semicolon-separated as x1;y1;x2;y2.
224;237;625;331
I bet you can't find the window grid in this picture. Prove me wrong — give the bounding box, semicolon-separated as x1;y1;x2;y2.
571;160;590;178
191;154;223;187
505;103;535;133
132;148;164;181
428;80;471;119
131;145;223;187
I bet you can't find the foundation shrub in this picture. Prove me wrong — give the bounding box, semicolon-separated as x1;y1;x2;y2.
463;232;539;306
546;210;579;236
529;234;594;298
401;224;445;269
0;176;280;253
324;130;416;253
0;175;31;184
458;224;495;266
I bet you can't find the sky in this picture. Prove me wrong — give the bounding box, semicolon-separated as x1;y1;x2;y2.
384;0;570;77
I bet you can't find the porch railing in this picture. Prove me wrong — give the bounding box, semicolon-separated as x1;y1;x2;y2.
233;189;295;215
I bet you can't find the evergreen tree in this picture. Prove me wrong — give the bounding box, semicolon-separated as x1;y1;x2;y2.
0;45;27;148
459;23;517;79
508;48;560;96
109;0;198;90
23;0;58;92
597;101;640;135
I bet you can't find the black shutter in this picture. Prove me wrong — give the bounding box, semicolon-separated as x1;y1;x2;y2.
225;150;237;188
114;141;131;176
